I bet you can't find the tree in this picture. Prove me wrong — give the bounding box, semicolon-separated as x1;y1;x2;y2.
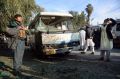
69;4;94;30
69;11;80;29
78;11;86;27
85;4;93;24
0;0;44;32
69;11;86;30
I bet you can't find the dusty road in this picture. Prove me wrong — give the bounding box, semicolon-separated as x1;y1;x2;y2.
0;49;120;79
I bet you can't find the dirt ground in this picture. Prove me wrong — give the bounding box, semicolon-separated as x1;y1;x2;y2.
0;49;120;79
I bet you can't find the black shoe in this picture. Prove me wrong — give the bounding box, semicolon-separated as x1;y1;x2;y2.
91;52;94;55
81;52;86;54
99;57;104;61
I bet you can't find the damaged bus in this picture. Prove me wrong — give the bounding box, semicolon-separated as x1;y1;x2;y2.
28;12;79;57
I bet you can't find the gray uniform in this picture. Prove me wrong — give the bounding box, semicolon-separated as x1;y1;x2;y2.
9;20;25;71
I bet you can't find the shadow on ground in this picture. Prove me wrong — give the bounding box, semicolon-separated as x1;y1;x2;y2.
0;48;120;79
23;49;120;79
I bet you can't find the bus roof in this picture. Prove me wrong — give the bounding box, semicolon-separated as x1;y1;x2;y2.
40;12;73;17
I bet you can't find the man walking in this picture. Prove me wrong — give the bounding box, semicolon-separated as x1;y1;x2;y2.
81;24;95;54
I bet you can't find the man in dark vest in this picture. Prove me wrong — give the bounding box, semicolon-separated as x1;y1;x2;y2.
8;14;28;76
81;24;95;54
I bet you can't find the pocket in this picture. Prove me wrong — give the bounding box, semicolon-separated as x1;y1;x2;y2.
18;30;26;38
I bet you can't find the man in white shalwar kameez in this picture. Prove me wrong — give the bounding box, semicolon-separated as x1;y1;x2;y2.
79;28;86;50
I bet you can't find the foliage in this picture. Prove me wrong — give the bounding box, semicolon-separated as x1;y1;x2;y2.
69;4;93;30
69;11;79;29
78;11;86;27
85;4;93;24
0;0;44;32
69;11;86;30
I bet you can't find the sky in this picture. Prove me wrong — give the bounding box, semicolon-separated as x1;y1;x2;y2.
35;0;120;25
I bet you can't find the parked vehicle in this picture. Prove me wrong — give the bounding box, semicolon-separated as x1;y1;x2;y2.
28;12;79;57
113;19;120;48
